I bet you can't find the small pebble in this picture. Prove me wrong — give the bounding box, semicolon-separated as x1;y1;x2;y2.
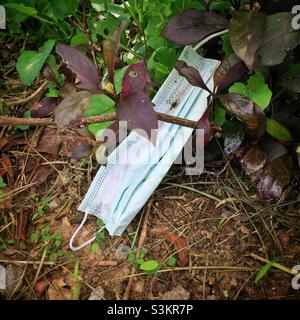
88;285;105;300
115;244;131;260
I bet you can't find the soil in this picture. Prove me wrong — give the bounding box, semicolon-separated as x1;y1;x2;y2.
1;139;300;300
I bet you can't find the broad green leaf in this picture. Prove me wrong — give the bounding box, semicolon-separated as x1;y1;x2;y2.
51;0;80;20
84;94;116;136
70;33;89;47
247;73;272;109
139;260;159;274
266;118;293;142
4;3;37;16
209;0;232;10
229;73;272;110
17;39;55;86
166;257;177;267
229;82;248;96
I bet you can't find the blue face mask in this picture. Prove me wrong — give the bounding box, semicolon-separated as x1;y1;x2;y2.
69;46;220;251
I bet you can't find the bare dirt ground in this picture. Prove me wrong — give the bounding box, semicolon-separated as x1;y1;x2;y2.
1;136;300;300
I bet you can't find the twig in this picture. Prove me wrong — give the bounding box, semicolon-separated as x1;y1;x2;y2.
112;265;258;282
0;112;199;129
0;259;55;266
250;253;299;275
7;82;48;106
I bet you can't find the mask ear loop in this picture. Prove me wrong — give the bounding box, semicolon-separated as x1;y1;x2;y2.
69;211;106;251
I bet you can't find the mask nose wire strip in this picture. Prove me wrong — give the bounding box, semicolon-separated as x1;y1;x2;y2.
69;211;105;251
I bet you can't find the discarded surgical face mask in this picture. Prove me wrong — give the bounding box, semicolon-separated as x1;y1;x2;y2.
69;46;220;250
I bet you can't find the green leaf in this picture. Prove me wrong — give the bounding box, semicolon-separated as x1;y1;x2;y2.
84;94;116;136
166;257;177;267
15;110;31;131
16;39;55;86
255;261;273;284
139;260;159;274
266;118;293;142
247;73;272;109
51;0;80;20
91;242;99;253
114;67;128;94
4;3;37;16
0;177;7;189
221;33;233;57
46;55;65;86
136;258;145;265
70;33;89;47
213;102;227;127
229;82;248;96
255;257;282;284
96;218;105;227
229;73;272;110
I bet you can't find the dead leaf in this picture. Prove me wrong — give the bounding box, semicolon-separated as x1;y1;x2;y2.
161;285;190;300
103;22;125;83
0;137;9;151
1;154;14;185
34;279;50;297
31;164;57;185
0;186;12;209
166;232;188;267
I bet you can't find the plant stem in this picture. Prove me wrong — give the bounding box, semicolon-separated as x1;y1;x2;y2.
0;112;199;128
250;253;298;275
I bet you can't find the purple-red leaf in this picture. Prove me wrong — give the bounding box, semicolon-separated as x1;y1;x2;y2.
103;22;125;84
196;112;211;144
161;9;228;46
54;91;91;128
30;98;59;118
257;155;292;201
214;54;247;94
56;44;100;92
219;93;266;139
175;60;212;94
243;145;267;176
122;61;151;96
117;61;158;143
229;11;265;70
117;92;158;143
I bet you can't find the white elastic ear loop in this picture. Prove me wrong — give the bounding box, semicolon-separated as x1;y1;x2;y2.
69;211;106;251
